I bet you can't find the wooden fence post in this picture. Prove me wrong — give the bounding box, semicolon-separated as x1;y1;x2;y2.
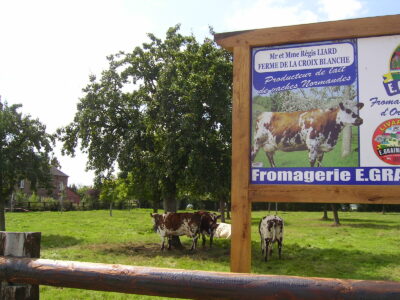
0;232;41;300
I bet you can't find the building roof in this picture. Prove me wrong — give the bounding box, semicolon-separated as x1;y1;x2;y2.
50;166;69;177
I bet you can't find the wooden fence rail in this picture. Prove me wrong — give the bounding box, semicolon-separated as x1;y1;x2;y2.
1;256;400;300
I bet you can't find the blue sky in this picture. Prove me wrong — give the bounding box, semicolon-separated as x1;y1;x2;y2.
0;0;399;186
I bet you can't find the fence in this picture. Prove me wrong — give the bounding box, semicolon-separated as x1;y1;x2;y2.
1;232;400;300
7;200;139;212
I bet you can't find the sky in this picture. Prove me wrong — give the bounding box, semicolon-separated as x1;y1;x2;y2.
1;0;399;186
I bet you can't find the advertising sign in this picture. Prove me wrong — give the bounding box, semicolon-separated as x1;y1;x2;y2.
251;35;400;185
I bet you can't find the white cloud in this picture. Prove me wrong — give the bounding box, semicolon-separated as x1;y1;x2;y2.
224;0;366;32
318;0;364;20
224;0;319;31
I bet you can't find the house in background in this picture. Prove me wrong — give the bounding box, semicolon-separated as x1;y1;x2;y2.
19;166;81;204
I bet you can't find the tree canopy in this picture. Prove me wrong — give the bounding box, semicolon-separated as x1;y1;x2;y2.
0;97;55;230
58;25;232;213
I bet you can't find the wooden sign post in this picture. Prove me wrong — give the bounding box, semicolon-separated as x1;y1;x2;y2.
215;15;400;273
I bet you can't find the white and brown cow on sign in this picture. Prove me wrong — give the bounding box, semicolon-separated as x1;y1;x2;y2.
251;101;364;167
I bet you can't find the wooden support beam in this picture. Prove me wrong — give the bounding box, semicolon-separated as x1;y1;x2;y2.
249;185;400;204
230;46;251;273
0;232;41;300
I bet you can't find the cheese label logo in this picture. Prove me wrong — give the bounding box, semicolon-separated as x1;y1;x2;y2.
382;45;400;96
372;118;400;165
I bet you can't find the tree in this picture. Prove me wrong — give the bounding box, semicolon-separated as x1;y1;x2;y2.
0;98;55;230
58;26;232;247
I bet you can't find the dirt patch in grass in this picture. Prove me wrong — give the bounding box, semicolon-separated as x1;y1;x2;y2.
88;241;230;262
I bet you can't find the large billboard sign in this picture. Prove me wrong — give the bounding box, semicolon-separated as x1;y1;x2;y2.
251;35;400;185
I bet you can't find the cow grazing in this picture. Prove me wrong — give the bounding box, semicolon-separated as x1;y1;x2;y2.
150;211;220;251
259;215;284;261
214;222;231;239
251;101;364;167
197;211;221;248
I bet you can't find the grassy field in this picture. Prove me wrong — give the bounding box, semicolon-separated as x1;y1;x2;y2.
5;209;400;299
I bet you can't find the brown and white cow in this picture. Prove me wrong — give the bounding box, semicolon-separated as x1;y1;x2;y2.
251;101;364;167
198;211;221;248
259;215;284;262
150;211;219;251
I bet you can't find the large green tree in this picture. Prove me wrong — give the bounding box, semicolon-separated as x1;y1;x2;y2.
0;98;55;230
58;25;232;223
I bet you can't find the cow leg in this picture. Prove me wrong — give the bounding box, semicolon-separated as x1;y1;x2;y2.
308;148;319;167
277;238;283;259
202;233;206;247
161;237;166;251
190;234;199;251
265;238;271;261
316;153;324;167
261;237;265;256
167;237;172;250
266;152;276;168
251;141;261;161
209;233;213;249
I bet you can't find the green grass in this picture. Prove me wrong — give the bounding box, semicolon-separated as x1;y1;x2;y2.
5;210;400;299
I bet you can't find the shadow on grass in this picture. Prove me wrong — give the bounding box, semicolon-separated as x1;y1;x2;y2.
93;238;399;281
251;241;400;281
87;236;400;281
93;239;231;263
42;234;83;248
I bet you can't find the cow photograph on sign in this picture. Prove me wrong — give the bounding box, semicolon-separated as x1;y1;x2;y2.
251;36;400;185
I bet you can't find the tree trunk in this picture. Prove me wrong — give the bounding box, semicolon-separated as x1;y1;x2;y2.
10;192;14;212
109;201;113;217
341;126;352;157
382;205;386;215
342;86;353;158
321;204;329;220
163;179;183;250
219;199;226;223
331;203;341;226
0;196;5;231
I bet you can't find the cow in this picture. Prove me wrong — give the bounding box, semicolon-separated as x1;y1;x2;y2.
251;101;364;167
150;211;219;251
214;222;231;239
259;215;284;262
197;211;221;248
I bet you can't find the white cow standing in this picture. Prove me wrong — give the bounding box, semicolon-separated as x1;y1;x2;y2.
259;215;284;262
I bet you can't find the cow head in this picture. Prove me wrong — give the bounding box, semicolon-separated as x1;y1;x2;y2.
150;213;163;232
338;101;364;126
208;214;221;235
199;212;221;235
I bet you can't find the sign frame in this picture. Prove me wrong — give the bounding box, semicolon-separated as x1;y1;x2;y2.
215;15;400;273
